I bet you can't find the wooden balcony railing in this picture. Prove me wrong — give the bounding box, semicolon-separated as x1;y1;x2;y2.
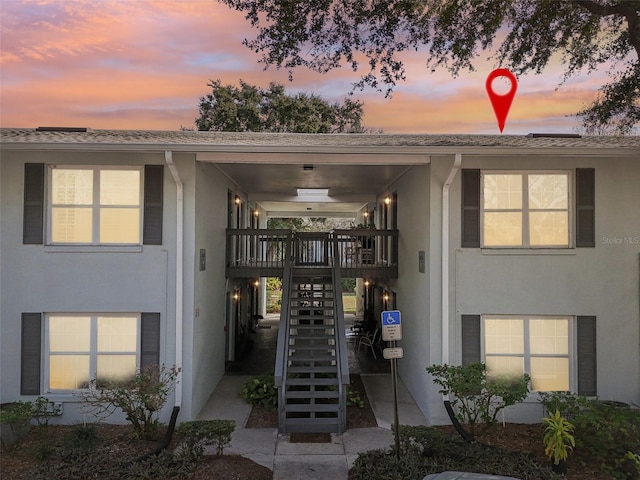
226;228;398;278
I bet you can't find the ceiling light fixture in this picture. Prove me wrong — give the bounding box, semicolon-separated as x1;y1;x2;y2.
297;188;329;196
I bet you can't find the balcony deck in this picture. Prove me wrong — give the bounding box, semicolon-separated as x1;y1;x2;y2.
226;229;398;279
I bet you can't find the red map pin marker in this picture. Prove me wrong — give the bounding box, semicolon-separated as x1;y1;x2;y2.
486;68;517;133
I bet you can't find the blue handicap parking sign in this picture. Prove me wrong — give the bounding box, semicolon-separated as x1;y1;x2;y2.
381;310;401;326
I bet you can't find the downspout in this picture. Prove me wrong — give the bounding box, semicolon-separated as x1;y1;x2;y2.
441;153;462;368
165;150;183;409
440;153;473;442
130;151;183;462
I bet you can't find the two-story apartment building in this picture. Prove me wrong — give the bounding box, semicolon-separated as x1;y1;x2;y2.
1;128;638;428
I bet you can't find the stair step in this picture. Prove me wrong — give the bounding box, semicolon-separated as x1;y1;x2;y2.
290;337;335;343
284;403;339;413
286;366;337;374
288;354;335;362
290;334;334;340
286;377;338;386
283;424;340;433
283;423;340;434
290;323;335;329
285;390;339;399
289;344;335;350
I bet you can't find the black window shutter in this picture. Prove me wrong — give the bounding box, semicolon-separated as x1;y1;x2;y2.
461;169;481;247
140;313;160;367
143;165;163;245
23;163;45;244
461;315;481;365
576;168;595;247
577;316;597;396
21;313;42;395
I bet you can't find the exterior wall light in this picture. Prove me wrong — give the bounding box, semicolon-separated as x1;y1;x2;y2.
384;196;391;205
235;196;241;205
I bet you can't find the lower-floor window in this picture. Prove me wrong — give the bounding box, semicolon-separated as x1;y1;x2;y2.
482;315;572;391
46;314;139;391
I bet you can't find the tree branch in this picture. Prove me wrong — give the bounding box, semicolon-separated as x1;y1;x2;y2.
571;0;640;58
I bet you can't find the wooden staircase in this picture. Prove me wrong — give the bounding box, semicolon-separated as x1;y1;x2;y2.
277;268;347;433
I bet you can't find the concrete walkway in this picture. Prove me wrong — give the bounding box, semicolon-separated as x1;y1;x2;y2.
197;373;428;479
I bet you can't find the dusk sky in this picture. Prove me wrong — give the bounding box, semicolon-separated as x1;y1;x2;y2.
0;0;618;134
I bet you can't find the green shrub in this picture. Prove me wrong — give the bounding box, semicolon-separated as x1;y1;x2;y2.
346;386;364;408
78;364;181;440
350;425;563;480
177;419;235;457
0;401;33;448
426;362;530;439
571;401;640;479
627;452;640;477
0;400;33;424
241;374;278;410
63;423;101;451
32;396;61;428
538;390;590;419
539;392;640;479
124;449;199;480
542;409;575;465
34;448;118;480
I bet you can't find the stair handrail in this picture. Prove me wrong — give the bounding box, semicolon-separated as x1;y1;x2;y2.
331;265;350;387
274;260;292;430
331;237;350;433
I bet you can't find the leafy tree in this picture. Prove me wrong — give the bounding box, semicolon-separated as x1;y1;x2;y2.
220;0;640;134
196;79;365;133
267;217;308;231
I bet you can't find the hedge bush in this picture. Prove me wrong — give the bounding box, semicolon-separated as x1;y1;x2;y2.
540;392;640;479
350;425;564;480
241;374;278;410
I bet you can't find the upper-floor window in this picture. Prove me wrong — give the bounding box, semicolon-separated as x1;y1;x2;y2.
482;172;570;248
49;167;142;244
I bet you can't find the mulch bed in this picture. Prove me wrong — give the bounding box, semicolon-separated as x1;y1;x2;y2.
435;423;612;480
1;377;615;480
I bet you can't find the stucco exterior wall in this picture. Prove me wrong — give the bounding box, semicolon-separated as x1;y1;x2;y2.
445;154;640;423
190;161;235;419
0;151;179;424
382;164;442;422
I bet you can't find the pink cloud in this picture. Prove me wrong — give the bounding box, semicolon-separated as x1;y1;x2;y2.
0;0;623;133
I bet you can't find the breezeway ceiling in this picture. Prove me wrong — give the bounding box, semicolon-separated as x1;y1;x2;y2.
213;162;416;218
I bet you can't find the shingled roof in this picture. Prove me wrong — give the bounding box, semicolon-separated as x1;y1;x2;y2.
1;128;639;155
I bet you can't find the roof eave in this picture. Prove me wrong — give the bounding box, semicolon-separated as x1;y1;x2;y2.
1;141;638;158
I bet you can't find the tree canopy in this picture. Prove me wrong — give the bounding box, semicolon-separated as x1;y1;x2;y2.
195;79;365;132
220;0;640;134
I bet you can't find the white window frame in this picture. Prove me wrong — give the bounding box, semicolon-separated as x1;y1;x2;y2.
44;313;141;393
47;165;143;245
480;315;576;392
480;170;572;248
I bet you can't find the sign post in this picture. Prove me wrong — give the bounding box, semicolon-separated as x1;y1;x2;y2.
381;310;402;458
